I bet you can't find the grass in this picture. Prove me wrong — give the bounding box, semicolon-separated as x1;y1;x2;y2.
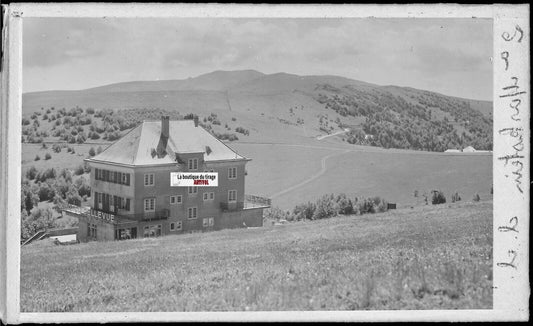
22;143;109;172
21;200;492;312
233;143;492;210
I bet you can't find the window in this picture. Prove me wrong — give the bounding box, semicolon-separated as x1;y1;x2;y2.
122;173;128;185
187;207;197;219
228;167;237;179
176;221;183;231
209;217;214;227
143;224;161;238
144;173;154;186
117;227;136;240
170;222;175;231
88;223;97;239
144;198;155;212
188;186;198;195
97;192;103;209
170;195;183;204
94;168;100;180
110;195;116;211
117;197;130;211
228;190;237;202
203;192;215;201
188;158;198;170
203;218;209;227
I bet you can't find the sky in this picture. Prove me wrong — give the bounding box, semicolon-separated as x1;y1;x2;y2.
23;18;493;100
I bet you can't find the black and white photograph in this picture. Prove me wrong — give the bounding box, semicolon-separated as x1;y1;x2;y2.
0;3;529;323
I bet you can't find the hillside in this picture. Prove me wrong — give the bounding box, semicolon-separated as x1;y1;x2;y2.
21;200;493;312
22;70;492;152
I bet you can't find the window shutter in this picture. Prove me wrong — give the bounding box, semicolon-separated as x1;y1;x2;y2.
94;191;98;208
126;173;130;186
114;171;118;184
126;198;130;210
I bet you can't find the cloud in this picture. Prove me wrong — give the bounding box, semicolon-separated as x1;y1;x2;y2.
22;17;493;100
23;18;118;67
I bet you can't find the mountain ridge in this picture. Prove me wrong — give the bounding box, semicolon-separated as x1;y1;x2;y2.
23;69;491;104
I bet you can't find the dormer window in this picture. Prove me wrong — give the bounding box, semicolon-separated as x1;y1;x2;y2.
188;158;198;170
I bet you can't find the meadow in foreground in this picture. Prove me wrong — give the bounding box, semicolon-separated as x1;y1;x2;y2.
21;200;492;312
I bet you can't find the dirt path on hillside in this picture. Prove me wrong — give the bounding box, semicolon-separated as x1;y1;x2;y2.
269;149;351;200
316;128;350;140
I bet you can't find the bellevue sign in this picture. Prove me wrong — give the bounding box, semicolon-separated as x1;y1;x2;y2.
170;172;218;187
88;209;115;223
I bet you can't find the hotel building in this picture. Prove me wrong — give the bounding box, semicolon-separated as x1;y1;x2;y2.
77;116;269;242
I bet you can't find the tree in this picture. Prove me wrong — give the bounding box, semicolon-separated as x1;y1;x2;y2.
25;166;38;180
431;190;446;205
89;147;96;157
21;208;56;241
44;153;52;160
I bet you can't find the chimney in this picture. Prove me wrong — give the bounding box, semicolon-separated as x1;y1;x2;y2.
193;116;199;127
161;116;169;138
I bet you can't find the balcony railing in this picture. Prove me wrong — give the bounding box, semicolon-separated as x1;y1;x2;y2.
220;202;245;211
245;194;272;207
220;195;271;212
117;209;170;222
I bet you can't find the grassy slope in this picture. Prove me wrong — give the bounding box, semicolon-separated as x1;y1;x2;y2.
21;200;492;312
233;142;492;210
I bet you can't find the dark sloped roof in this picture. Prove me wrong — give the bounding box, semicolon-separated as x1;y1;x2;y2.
88;120;246;166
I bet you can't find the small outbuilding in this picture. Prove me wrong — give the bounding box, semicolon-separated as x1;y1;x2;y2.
462;146;476;152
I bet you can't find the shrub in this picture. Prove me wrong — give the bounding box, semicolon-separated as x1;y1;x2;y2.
183;113;198;120
37;182;56;202
97;146;103;154
76;133;86;144
89;147;96;157
44;153;52;160
232;117;236;121
292;202;316;221
21;207;56;241
36;168;57;182
214;132;239;141
66;186;82;206
75;176;91;197
335;193;354;215
451;192;461;203
313;194;337;219
431;190;447;205
22;118;30;125
473;193;480;202
235;126;250;136
107;131;120;141
264;207;289;221
357;197;376;214
52;144;62;153
26;166;38;180
34;155;40;161
74;164;85;176
59;168;73;183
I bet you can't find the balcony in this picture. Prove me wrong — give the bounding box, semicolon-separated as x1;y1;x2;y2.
220;195;271;212
220;202;244;211
117;209;170;222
